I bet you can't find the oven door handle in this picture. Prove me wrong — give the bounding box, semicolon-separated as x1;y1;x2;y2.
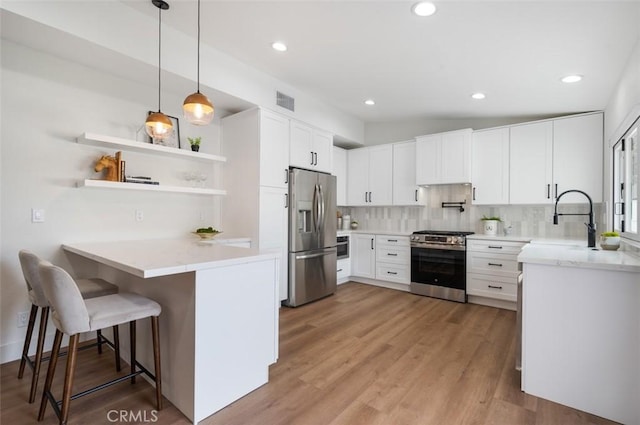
410;243;466;252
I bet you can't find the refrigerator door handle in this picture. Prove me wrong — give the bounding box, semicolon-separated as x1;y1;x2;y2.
318;183;325;233
295;250;334;260
312;184;321;233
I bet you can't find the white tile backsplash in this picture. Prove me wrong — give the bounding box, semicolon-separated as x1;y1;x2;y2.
339;185;604;239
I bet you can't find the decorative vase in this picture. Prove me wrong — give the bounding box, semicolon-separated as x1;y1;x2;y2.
350;222;358;230
191;145;199;152
600;236;620;251
482;220;499;236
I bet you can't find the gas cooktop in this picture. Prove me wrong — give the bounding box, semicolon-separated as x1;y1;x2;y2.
412;230;475;236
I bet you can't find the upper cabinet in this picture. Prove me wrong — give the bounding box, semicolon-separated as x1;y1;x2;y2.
333;146;348;206
509;112;603;204
393;140;425;205
416;129;472;185
472;128;510;205
259;110;291;189
347;145;393;206
289;120;333;173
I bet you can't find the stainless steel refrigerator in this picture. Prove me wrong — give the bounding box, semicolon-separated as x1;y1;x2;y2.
285;167;337;307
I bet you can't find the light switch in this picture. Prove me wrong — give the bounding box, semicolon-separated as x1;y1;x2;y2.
135;210;144;222
31;208;45;223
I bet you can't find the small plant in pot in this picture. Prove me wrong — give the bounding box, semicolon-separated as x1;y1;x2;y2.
188;136;201;152
600;231;620;251
481;215;502;236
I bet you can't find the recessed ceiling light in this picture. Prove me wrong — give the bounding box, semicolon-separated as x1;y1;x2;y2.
471;93;486;100
412;2;437;17
561;75;583;83
272;42;287;52
364;99;376;106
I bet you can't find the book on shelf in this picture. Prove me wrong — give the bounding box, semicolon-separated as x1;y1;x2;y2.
124;177;159;185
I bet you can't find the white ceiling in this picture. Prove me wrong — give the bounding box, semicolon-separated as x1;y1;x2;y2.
121;0;640;123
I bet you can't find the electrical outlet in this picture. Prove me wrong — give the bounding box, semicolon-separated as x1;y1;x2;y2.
135;210;144;222
31;208;45;223
17;311;29;328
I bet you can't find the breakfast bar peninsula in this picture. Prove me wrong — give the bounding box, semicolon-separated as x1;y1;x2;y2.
62;238;280;424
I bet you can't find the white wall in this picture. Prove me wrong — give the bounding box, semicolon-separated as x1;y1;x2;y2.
363;116;558;145
0;40;224;362
603;36;640;233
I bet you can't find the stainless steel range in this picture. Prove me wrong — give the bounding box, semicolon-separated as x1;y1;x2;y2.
409;230;474;303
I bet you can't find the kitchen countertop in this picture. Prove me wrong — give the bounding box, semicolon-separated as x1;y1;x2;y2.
63;238;277;278
518;241;640;273
338;229;414;236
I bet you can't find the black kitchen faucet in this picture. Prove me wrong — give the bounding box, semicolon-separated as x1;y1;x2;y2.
553;189;596;248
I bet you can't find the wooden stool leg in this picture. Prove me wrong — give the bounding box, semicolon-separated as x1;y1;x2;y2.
113;325;121;372
18;304;38;379
151;316;162;411
129;321;136;384
96;329;103;354
29;307;49;403
38;329;62;421
60;334;79;425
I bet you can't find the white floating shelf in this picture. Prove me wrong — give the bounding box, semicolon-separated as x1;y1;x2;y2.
78;179;227;196
77;133;227;163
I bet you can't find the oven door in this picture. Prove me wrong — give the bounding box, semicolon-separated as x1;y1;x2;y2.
410;245;466;302
337;236;349;259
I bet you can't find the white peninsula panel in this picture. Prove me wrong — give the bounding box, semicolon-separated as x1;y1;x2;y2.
63;239;279;424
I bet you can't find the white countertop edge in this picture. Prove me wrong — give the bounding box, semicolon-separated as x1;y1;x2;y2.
344;230;414;236
518;244;640;273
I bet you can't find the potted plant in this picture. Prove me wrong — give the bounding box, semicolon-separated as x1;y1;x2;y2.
188;136;201;152
600;231;620;251
481;215;501;236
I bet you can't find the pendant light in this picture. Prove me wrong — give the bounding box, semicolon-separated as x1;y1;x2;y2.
145;0;173;140
182;0;214;125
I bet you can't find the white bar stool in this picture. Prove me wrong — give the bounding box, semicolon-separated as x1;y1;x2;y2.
17;250;120;404
37;260;162;425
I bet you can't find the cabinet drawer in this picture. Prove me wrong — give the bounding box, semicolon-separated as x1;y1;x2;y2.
376;246;410;264
375;235;410;247
467;273;517;302
467;251;521;277
376;263;410;284
467;239;527;254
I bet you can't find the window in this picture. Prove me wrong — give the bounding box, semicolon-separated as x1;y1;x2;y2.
613;116;640;240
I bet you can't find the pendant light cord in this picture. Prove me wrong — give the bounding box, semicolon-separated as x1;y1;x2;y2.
157;3;162;112
197;0;201;93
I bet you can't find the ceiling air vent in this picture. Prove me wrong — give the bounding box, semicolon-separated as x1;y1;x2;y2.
276;91;295;112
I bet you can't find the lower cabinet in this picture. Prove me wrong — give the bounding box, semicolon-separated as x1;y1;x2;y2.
375;235;410;285
351;233;376;278
337;258;351;284
466;238;528;310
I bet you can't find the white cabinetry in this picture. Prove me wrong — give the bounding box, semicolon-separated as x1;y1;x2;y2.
333;146;348;206
347;145;393;206
471;128;510;205
466;238;527;310
375;235;410;285
222;108;290;301
337;258;351;284
351;233;376;279
416;129;472;185
509;113;603;204
393;141;425;205
289;120;333;173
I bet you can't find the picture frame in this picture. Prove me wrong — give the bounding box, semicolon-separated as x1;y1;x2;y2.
147;111;181;148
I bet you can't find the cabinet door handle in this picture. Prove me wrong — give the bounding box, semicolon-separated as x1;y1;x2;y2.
371;239;374;250
369;192;372;203
387;271;398;275
365;192;368;203
310;152;314;166
284;169;289;184
388;239;398;242
387;253;398;256
488;285;503;290
337;268;343;272
547;184;550;199
284;193;288;208
555;184;558;199
488;246;503;249
415;189;418;202
488;262;503;267
473;187;476;201
314;152;318;165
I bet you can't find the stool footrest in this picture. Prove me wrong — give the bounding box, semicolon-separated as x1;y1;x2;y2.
22;335;116;371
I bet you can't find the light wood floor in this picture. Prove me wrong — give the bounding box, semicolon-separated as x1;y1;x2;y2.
1;282;618;425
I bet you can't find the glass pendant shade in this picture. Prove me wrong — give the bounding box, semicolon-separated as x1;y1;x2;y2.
183;92;214;125
145;111;173;139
